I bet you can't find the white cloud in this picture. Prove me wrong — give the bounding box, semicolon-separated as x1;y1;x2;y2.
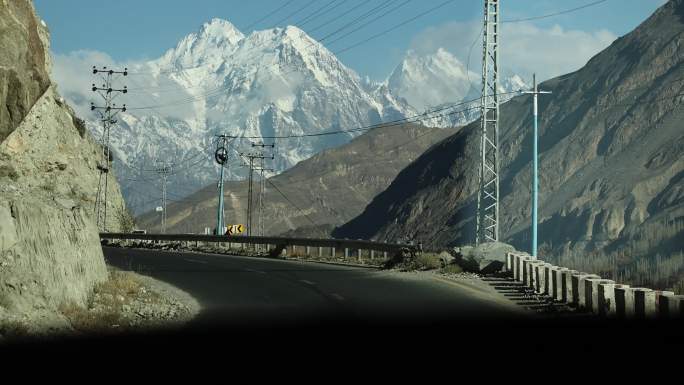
409;20;618;82
51;50;197;122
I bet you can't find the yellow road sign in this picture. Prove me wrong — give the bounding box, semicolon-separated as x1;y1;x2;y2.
226;224;245;235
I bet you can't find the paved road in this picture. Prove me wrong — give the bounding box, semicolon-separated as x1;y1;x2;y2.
103;247;527;329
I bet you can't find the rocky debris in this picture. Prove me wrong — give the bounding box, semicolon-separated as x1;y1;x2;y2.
442;242;514;274
438;251;455;267
22;267;201;338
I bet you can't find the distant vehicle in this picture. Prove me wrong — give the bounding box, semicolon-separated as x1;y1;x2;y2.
131;229;147;234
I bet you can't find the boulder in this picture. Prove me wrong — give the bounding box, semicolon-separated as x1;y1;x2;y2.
452;242;515;273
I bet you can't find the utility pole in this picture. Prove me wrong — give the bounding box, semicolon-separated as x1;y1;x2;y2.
522;74;551;257
476;0;500;245
241;148;274;237
214;135;232;235
155;162;172;234
91;66;128;232
251;142;274;239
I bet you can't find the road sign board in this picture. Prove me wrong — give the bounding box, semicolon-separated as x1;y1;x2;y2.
225;224;245;235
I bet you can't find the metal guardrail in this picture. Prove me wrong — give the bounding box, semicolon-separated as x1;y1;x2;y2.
99;233;418;254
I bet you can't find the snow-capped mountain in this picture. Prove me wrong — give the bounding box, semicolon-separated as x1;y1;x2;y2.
382;48;529;127
387;48;479;112
60;19;526;215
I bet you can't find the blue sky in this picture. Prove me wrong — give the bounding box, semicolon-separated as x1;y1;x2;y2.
34;0;667;80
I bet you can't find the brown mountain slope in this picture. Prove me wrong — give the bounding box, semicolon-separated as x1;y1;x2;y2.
136;123;458;236
334;0;684;287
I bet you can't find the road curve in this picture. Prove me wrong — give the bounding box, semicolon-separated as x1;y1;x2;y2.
103;247;527;329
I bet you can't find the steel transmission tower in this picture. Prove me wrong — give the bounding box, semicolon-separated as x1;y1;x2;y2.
155;162;172;234
241;148;274;237
476;0;500;245
91;66;128;232
251;142;274;240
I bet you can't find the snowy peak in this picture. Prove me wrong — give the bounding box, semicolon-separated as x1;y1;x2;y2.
199;18;244;44
158;18;244;70
387;48;478;111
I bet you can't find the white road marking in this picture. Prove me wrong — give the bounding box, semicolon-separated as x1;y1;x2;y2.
244;268;266;274
299;279;316;285
183;258;208;265
330;293;345;301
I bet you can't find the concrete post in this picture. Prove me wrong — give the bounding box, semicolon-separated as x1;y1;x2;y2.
550;267;568;301
506;252;514;272
305;246;310;256
530;261;545;292
515;254;531;282
292;245;297;256
654;291;675;318
658;293;683;318
569;273;597;307
619;288;655;319
318;247;323;258
562;270;579;304
522;258;534;287
521;257;534;286
575;273;601;309
586;278;615;314
634;288;657;319
542;264;555;295
344;248;349;259
598;283;629;317
383;251;388;260
370;250;375;260
358;249;363;262
331;247;336;258
513;254;521;281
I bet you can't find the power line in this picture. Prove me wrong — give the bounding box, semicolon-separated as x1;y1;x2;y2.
306;0;368;35
502;0;610;23
272;0;318;26
334;0;455;55
242;0;297;31
293;0;342;27
324;0;412;48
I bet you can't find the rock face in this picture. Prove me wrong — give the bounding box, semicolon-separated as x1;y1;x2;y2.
0;0;126;331
0;0;51;143
335;1;684;269
135;123;458;236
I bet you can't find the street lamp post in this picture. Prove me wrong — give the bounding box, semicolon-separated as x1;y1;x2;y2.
523;74;551;257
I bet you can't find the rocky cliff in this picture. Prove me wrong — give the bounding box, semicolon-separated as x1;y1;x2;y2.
334;0;684;286
0;0;126;333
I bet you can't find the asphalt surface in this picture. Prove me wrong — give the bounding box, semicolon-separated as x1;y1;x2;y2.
103;246;527;329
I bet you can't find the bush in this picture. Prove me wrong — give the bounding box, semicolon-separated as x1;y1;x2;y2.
115;204;136;233
72;115;87;138
409;253;441;271
441;264;464;274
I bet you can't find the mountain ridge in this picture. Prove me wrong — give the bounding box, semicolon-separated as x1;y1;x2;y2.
57;18;525;215
334;0;684;289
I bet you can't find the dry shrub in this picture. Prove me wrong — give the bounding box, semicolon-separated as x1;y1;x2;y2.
410;253;441;271
441;264;464;274
58;301;121;332
96;270;141;298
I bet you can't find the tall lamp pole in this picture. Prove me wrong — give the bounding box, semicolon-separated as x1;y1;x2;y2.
523;74;551;257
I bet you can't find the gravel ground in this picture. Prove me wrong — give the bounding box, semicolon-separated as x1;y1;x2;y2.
0;265;200;341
